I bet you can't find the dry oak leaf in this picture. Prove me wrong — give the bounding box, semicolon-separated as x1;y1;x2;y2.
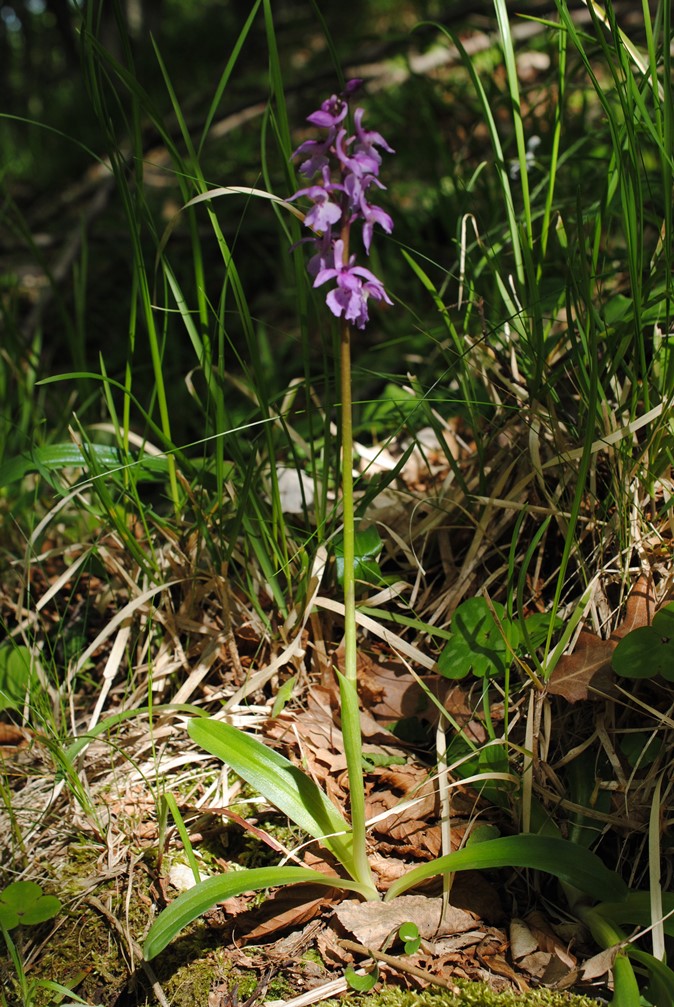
0;722;30;751
334;894;476;948
547;574;655;702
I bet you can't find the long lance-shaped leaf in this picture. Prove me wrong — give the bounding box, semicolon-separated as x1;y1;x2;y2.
188;718;357;877
383;835;628;903
143;865;371;960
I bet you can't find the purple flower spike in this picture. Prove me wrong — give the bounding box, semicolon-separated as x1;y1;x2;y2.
290;84;394;328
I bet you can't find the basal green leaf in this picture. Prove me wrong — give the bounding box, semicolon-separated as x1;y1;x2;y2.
612;626;670;679
143;865;368;960
188;718;354;871
595;892;674;937
0;443;169;489
398;920;421;954
628;947;674;1005
613;602;674;681
383;835;627;903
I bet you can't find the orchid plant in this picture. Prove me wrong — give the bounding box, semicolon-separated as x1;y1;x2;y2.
143;82;629;965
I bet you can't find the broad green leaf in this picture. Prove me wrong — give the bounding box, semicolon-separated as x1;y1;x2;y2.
361;383;418;427
629;947;674;1005
143;865;369;959
271;674;296;718
383;835;628;904
0;644;38;712
438;598;518;679
0;881;61;929
519;611;564;651
345;963;379;991
0;443;169;489
612;603;674;681
466;824;500;845
334;526;383;589
619;732;661;769
611;953;642;1007
188;718;354;872
398;921;421;955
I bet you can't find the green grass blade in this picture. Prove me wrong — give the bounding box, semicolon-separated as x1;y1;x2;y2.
418;20;523;286
493;0;532;242
383;835;628;903
143;865;370;960
188;717;357;877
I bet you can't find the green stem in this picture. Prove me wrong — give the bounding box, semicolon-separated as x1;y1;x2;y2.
338;315;377;896
1;924;30;1005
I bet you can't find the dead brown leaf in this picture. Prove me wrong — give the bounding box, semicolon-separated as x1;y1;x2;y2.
220;885;337;944
510;913;576;985
547;575;656;702
334;895;476;948
0;722;30;750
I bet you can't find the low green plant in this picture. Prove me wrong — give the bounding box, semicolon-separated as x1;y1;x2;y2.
0;880;92;1007
612;602;674;682
143;78;630;970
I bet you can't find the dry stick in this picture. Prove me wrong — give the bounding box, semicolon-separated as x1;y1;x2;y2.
339;939;462;993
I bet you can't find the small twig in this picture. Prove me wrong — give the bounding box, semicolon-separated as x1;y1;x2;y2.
338;938;462;993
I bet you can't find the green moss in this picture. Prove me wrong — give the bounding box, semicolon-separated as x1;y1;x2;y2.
326;986;602;1007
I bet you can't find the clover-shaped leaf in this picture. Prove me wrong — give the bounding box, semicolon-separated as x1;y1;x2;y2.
438;598;518;679
398;920;421;955
612;602;674;681
345;962;379;991
0;881;61;930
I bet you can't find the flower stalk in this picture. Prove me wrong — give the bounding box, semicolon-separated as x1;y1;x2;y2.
290;81;394;893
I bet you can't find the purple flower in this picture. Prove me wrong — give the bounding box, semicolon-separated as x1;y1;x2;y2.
335;111;395;178
306;230;335;277
292;132;335;178
307;94;348;128
313;240;393;330
289;184;343;232
353;108;395;159
342;169;383;214
360;196;393;253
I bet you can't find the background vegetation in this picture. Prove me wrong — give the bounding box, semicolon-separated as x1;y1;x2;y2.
1;0;673;1005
